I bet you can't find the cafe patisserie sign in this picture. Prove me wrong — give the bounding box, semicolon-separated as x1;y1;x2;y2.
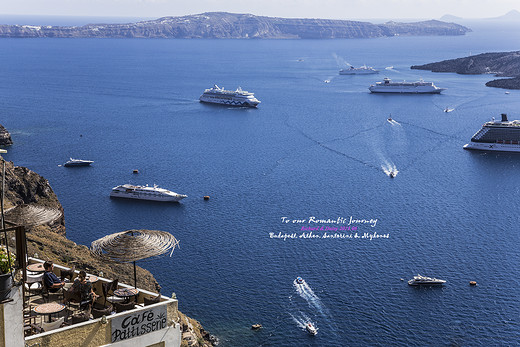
111;305;167;342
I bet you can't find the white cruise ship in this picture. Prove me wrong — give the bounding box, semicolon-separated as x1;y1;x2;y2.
339;65;379;75
463;113;520;152
110;184;187;202
369;78;445;94
199;85;260;107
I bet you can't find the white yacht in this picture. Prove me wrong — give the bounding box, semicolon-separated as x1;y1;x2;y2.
110;184;187;202
463;114;520;152
199;85;260;107
339;65;379;75
408;274;446;286
306;322;318;335
64;158;94;167
369;78;445;94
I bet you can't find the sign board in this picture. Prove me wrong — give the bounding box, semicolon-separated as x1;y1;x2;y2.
111;304;168;342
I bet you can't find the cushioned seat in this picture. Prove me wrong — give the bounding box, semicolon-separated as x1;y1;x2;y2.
114;301;136;313
92;303;113;319
144;293;161;306
41;317;65;332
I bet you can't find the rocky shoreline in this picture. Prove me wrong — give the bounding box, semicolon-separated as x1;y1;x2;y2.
411;51;520;89
2;154;216;346
0;124;13;146
0;12;470;39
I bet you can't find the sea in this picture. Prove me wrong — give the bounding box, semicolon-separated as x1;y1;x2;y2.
1;18;520;346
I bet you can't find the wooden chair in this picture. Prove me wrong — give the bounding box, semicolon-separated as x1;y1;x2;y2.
143;292;161;306
25;272;44;302
92;302;113;319
60;266;76;283
114;301;136;313
41;279;64;303
63;287;82;314
102;279;123;306
71;305;91;324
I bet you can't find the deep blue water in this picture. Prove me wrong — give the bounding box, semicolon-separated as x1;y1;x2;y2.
1;24;520;346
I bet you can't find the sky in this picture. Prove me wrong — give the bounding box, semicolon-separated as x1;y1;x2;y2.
1;0;519;20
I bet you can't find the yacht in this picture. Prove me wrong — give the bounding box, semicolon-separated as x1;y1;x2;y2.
199;85;260;107
339;65;378;75
463;114;520;152
110;184;187;202
63;158;94;167
306;322;318;335
408;274;446;286
369;78;445;94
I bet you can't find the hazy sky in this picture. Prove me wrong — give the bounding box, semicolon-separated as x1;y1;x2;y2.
2;0;519;20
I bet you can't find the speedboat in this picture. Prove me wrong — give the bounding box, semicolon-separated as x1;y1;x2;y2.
408;274;446;286
389;171;396;178
64;158;94;167
306;322;318;335
296;276;304;284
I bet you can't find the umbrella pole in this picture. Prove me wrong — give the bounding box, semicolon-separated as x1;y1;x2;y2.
133;260;137;289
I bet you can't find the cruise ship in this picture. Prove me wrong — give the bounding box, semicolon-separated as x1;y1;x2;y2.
339;65;379;75
199;85;261;107
463;113;520;152
408;274;446;286
110;184;187;202
369;78;445;94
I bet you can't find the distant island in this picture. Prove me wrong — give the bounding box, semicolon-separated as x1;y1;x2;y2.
0;12;470;39
411;51;520;89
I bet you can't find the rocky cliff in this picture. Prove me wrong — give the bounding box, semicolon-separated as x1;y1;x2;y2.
3;156;215;346
0;12;470;39
0;125;12;146
411;51;520;89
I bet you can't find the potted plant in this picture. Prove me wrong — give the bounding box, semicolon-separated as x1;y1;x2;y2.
0;245;15;301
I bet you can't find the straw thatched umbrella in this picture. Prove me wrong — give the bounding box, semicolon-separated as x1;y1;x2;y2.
90;229;179;288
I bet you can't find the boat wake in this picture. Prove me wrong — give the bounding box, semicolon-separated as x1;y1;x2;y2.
381;161;399;178
293;279;329;315
289;312;313;330
387;118;401;126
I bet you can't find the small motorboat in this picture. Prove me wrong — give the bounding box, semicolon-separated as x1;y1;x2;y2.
387;117;393;122
64;158;94;167
306;322;318;335
296;276;304;284
251;324;262;330
389;171;395;178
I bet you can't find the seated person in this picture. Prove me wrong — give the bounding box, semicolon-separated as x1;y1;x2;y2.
43;261;65;292
71;271;99;307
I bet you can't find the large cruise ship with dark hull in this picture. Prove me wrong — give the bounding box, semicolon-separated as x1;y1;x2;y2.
463;114;520;152
369;78;444;94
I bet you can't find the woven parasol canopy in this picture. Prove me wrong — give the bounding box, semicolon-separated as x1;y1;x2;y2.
91;229;179;288
4;204;62;227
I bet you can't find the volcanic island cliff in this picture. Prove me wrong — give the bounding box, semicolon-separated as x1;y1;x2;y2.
2;155;216;346
411;51;520;89
0;12;470;39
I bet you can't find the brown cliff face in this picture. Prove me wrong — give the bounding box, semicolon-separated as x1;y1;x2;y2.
0;124;12;146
